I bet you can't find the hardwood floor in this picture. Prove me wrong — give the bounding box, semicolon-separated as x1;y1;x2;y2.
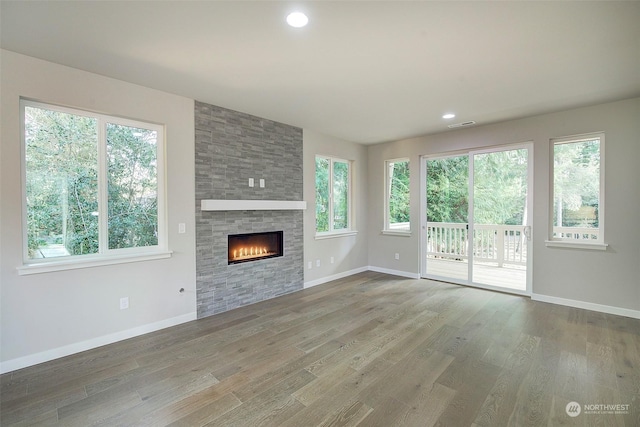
1;271;639;426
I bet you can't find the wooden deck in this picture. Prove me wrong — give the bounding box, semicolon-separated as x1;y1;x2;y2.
425;257;527;291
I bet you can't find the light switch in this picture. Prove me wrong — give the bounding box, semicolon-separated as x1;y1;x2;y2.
259;179;265;188
178;223;186;234
248;178;254;187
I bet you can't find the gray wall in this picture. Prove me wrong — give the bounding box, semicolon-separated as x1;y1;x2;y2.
367;97;640;313
302;129;369;285
0;50;197;371
195;101;304;318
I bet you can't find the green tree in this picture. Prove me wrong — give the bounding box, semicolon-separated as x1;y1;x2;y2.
554;140;600;228
25;106;98;257
107;123;158;249
315;157;329;232
426;151;528;226
473;149;528;226
25;105;159;258
426;156;468;223
332;160;349;230
388;160;410;224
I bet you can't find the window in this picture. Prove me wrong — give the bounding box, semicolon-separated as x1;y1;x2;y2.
549;132;605;248
21;100;166;267
384;159;410;233
315;155;352;235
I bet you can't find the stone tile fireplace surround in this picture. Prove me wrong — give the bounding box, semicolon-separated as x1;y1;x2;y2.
195;101;304;318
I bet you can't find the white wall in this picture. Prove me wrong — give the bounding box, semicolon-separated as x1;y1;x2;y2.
0;50;197;372
368;97;640;315
303;129;369;286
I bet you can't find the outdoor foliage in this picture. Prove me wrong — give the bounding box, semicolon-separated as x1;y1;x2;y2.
25;105;159;259
387;160;410;225
332;161;349;230
315;157;329;232
427;150;528;226
315;157;349;232
426;156;469;223
25;107;99;257
107;123;158;249
554;139;600;228
473;149;528;225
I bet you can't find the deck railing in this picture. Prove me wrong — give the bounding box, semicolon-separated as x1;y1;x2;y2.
552;226;599;241
426;222;527;267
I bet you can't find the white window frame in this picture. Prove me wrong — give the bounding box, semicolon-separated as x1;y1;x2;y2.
18;99;170;275
383;158;411;236
546;132;607;250
315;155;355;239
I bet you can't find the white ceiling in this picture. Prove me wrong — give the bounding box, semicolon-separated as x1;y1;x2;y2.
2;1;639;144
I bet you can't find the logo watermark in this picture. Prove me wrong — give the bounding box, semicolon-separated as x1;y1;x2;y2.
565;401;630;417
566;402;581;417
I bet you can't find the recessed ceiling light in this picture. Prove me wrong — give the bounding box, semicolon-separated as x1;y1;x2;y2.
286;12;308;28
442;113;456;119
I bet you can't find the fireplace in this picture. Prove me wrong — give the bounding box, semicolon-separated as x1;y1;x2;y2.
228;231;283;265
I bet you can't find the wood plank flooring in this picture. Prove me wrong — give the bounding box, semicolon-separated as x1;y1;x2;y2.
1;272;639;426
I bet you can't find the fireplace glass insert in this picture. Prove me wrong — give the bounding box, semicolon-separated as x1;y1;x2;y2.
228;231;283;265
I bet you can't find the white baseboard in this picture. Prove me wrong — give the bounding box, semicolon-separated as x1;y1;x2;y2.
531;293;640;319
367;265;421;279
304;266;369;289
0;312;197;374
304;265;419;289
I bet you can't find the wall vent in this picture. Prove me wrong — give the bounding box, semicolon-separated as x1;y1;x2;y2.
448;121;476;129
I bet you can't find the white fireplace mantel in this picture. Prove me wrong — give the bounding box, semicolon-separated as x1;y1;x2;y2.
201;199;307;211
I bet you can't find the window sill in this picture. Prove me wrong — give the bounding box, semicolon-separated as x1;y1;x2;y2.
381;230;412;237
17;251;173;275
544;240;608;251
315;230;358;240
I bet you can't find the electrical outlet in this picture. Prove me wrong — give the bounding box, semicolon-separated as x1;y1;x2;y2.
178;223;186;234
248;178;254;187
119;297;129;310
308;261;312;269
330;256;334;264
394;253;400;260
316;259;321;267
259;179;265;188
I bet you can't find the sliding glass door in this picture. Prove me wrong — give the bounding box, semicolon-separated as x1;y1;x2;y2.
421;144;532;294
423;154;469;282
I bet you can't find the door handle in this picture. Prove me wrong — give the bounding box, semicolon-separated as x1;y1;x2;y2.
523;226;532;241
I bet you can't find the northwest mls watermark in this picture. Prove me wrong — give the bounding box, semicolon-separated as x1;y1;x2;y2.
566;401;631;417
